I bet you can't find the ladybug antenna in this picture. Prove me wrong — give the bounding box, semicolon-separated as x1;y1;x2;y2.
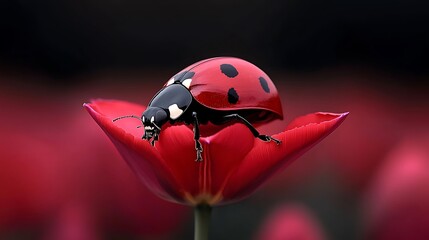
112;115;142;122
152;122;161;131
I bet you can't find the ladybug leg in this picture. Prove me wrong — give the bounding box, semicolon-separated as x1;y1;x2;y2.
150;134;159;146
192;112;203;162
222;114;281;145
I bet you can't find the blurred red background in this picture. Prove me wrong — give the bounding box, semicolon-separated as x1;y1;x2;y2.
1;1;428;239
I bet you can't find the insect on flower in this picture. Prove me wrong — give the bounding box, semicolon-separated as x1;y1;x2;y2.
113;57;284;161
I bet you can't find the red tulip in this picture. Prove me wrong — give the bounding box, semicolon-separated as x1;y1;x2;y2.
84;99;347;206
255;204;326;240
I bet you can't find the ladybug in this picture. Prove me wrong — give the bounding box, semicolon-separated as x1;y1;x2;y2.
114;57;283;161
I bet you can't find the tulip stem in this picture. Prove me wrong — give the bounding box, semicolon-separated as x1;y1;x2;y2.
194;204;211;240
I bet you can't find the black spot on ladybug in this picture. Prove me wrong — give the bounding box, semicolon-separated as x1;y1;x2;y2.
220;64;239;78
259;77;270;93
174;71;195;82
227;88;239;104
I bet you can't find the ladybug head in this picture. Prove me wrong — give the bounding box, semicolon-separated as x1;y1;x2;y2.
142;107;168;143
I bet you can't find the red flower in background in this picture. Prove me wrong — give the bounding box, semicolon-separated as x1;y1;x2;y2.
44;204;99;240
364;136;429;240
85;99;347;206
255;204;326;240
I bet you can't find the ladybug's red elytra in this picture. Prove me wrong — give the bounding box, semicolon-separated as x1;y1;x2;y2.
114;57;284;161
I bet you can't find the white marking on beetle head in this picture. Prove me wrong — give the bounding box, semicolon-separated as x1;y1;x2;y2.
166;77;175;86
150;116;155;123
144;126;154;130
181;78;192;88
168;104;184;120
142;116;145;122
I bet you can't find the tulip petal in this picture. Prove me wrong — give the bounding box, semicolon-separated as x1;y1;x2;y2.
157;123;255;205
84;100;184;202
202;123;255;204
223;112;348;202
155;125;201;200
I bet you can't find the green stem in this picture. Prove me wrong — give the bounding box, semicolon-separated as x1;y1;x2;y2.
194;204;212;240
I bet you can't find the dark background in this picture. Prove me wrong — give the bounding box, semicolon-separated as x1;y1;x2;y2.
1;0;428;86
